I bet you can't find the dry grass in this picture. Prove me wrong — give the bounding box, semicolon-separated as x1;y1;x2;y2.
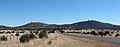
0;33;119;47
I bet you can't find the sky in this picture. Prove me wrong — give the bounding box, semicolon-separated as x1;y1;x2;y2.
0;0;120;27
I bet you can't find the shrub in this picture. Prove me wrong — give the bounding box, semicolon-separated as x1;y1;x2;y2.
11;31;15;33
90;31;99;35
60;31;65;33
50;31;55;33
111;32;114;34
103;33;107;36
109;34;112;36
35;31;39;35
19;34;30;43
47;40;52;45
105;31;110;34
77;32;81;34
19;31;24;33
15;33;19;36
29;33;36;39
98;32;104;36
16;32;20;33
0;35;7;41
98;32;107;36
6;31;11;34
0;32;4;34
115;33;120;37
82;32;90;34
38;31;48;38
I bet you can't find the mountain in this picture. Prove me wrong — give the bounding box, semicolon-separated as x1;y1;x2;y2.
15;22;50;29
65;20;120;29
0;25;10;29
0;20;120;30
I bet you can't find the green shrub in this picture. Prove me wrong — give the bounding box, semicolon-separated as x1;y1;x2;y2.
19;34;30;43
11;31;15;33
105;31;110;34
50;31;55;33
90;31;99;35
6;31;11;34
38;31;48;38
0;32;4;34
60;31;65;33
0;35;7;41
15;33;19;36
29;33;36;39
98;32;107;36
35;31;39;35
115;33;120;37
47;40;52;45
111;32;114;34
98;32;104;36
103;33;107;36
109;34;112;36
19;31;24;33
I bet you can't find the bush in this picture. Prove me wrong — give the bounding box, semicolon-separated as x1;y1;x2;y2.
82;32;90;34
38;31;48;38
98;32;104;36
15;33;19;36
19;31;24;33
111;32;114;34
115;33;120;37
19;34;30;43
29;33;36;39
105;31;110;34
35;31;39;35
109;34;112;36
47;40;52;45
11;31;15;33
77;32;81;34
50;31;55;33
90;31;99;35
0;35;7;41
60;31;65;33
103;33;107;36
98;32;107;36
0;32;4;34
6;31;11;34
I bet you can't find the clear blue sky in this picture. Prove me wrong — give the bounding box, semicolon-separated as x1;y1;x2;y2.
0;0;120;26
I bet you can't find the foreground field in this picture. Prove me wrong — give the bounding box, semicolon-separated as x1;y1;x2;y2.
0;33;119;47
